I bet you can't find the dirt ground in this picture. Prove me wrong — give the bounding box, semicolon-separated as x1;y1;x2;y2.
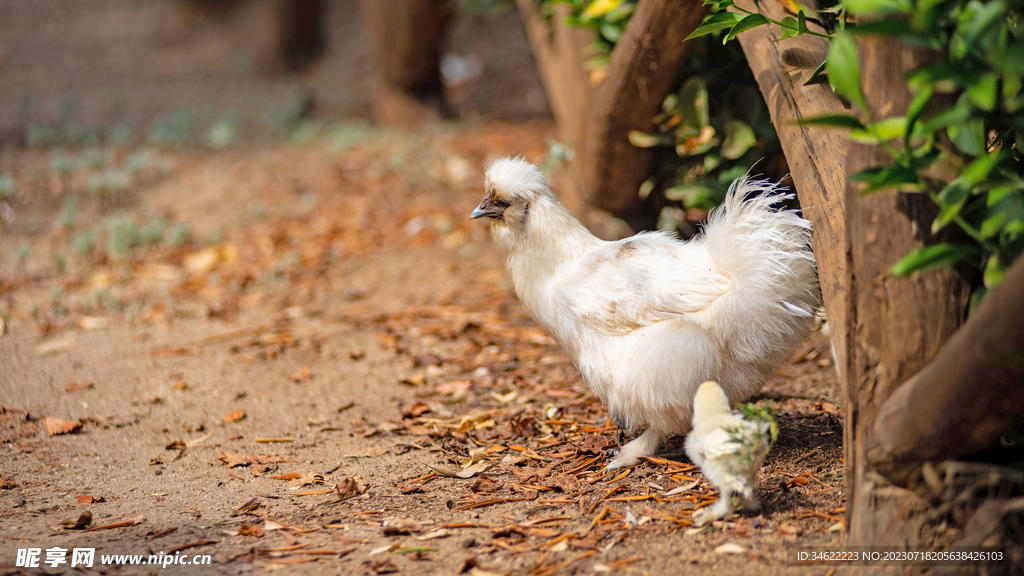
0;120;847;575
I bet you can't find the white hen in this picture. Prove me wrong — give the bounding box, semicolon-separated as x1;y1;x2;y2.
471;158;818;469
684;381;774;525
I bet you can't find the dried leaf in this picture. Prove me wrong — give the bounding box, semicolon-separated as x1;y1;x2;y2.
336;475;367;499
289;365;312;382
35;337;77;357
222;409;246;423
715;543;747;554
45;417;82;436
579;433;608;454
65;381;95;393
76;495;105;504
543;474;580;493
382;518;422;535
434;379;472;397
238;523;265;537
469;476;501;494
509;466;551;483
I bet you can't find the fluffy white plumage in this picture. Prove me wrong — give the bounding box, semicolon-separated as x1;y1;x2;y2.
472;158;819;469
684;381;773;525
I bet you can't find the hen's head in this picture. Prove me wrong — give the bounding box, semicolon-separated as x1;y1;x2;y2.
472;157;551;231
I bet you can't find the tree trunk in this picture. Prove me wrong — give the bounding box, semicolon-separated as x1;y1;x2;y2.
843;33;971;548
278;0;325;71
359;0;453;126
514;0;595;215
574;0;707;217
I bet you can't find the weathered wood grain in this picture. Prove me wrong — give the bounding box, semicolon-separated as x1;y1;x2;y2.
866;252;1024;474
842;34;970;546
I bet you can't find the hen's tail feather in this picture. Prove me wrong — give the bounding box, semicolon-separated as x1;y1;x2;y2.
703;175;821;364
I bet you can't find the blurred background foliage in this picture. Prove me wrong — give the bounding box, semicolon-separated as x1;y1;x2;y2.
539;0;786;237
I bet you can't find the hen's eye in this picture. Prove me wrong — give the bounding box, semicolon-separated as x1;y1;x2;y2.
493;199;510;210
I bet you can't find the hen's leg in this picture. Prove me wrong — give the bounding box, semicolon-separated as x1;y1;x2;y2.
607;428;663;469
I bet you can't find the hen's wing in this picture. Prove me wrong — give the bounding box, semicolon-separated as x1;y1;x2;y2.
560;233;731;335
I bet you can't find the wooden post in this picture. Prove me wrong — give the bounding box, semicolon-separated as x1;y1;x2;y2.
842;34;971;547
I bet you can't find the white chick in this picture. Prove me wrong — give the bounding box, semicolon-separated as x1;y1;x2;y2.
684;381;773;525
471;158;818;469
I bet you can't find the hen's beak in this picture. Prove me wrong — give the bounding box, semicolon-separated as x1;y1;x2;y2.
471;198;504;220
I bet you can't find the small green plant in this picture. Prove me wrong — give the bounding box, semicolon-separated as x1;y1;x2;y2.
205;115;238;149
327;120;372;151
87;169;131;199
53;252;66;274
50;149;74;177
92;288;121;313
71;230;96;260
140;217;167;246
80;148;111;171
13;243;30;268
126;149;155;175
0;174;16;202
57;198;79;229
167;222;191;248
106;215;142;258
148;110;195;147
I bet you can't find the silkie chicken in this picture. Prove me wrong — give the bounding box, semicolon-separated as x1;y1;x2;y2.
470;158;818;469
684;381;774;525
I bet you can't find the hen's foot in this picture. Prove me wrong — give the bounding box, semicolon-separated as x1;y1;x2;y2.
607;428;663;469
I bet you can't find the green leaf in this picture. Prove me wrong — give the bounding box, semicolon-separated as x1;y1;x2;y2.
905;85;933;148
796;114;865;129
721;119;757;160
960;0;1009;56
804;59;829;86
724;14;769;43
678;77;710;129
685;12;745;41
918;102;973;134
627;130;670;148
798;10;807;34
827;33;869;115
981;186;1024;238
855;162;920;194
779;16;799;40
961;151;1004;186
850;116;907;144
983;254;1005;288
850;20;913;35
843;0;911;13
948;118;986;156
664;184;724;209
932;178;971;232
600;21;623;43
965;73;998;111
890;243;981;277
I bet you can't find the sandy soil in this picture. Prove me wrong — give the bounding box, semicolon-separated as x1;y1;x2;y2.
0;121;847;575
